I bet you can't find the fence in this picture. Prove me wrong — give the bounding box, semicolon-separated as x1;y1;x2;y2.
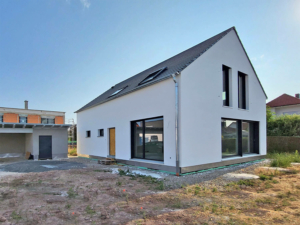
267;136;300;153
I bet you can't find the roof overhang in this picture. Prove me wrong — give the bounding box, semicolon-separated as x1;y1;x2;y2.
0;123;71;133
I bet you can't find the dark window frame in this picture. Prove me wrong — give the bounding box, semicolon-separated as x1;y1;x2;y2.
41;118;55;124
131;116;164;161
86;130;91;138
19;116;27;124
0;115;2;123
138;67;167;85
238;72;247;109
222;65;230;107
221;117;259;158
98;129;104;137
108;86;128;98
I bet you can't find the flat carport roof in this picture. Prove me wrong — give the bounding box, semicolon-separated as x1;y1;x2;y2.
0;123;71;133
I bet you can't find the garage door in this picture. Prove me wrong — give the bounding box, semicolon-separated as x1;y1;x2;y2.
39;136;52;159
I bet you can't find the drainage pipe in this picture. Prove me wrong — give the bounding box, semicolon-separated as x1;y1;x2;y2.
171;72;180;176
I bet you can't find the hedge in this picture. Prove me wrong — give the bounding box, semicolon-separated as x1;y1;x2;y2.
267;114;300;136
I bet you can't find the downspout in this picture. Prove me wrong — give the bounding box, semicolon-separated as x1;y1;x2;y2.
171;72;180;176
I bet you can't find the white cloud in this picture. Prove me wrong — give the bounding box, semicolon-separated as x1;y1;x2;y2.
80;0;91;8
260;54;264;59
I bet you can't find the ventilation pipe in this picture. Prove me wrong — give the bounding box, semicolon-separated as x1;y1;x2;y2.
24;100;28;109
171;72;180;176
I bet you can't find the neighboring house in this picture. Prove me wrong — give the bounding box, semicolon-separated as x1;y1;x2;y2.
76;27;267;174
0;101;70;159
267;94;300;115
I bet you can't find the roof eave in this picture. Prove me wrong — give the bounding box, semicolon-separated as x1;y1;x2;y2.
75;74;175;113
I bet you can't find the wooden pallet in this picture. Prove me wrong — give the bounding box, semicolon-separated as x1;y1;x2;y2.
98;158;116;165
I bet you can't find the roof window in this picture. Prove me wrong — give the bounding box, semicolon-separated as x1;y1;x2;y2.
139;67;167;85
108;86;127;98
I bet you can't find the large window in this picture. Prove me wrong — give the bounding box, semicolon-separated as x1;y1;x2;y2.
132;117;164;161
222;118;259;158
238;72;247;109
41;118;55;124
222;65;230;106
0;115;3;123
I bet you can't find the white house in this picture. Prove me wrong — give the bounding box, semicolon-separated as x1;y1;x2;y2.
267;94;300;115
76;27;267;174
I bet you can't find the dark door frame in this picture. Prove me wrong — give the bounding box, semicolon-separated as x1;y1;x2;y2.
131;116;164;161
39;135;52;160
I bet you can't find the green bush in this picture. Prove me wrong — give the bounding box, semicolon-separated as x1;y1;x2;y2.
267;114;300;136
268;151;300;168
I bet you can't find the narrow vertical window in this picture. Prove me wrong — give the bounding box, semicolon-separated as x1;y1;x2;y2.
86;131;91;138
222;65;230;106
238;72;247;109
98;129;104;137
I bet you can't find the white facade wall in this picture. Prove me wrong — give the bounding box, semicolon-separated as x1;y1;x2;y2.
270;105;300;116
179;30;267;167
77;30;267;169
77;79;177;166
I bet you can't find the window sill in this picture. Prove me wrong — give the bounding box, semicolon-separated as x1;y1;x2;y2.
97;136;104;137
222;106;233;109
238;108;249;111
222;153;259;161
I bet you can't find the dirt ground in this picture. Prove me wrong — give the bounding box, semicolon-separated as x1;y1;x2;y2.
0;161;299;224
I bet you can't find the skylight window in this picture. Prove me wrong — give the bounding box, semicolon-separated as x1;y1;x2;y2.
108;86;127;98
139;67;167;85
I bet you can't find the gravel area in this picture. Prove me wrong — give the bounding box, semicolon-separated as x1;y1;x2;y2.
60;157;269;189
0;160;86;173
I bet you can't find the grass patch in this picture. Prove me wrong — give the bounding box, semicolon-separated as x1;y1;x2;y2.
85;206;96;214
68;148;77;156
268;151;300;168
116;181;122;186
67;187;77;198
259;174;273;181
237;179;256;186
11;211;22;220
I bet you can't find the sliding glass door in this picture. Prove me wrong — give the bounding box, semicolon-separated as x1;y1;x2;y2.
132;117;164;161
222;118;259;158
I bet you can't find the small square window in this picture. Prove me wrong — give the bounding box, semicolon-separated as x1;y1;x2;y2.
98;129;104;137
19;116;27;123
86;131;91;138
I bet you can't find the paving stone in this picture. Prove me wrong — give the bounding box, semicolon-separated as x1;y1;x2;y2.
223;173;259;181
259;167;291;172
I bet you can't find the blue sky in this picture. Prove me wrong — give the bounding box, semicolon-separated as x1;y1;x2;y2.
1;0;300;122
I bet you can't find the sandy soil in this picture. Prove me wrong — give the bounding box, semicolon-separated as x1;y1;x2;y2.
0;161;299;224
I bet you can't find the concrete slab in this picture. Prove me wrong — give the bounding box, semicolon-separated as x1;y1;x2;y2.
291;163;300;166
259;167;291;172
223;173;259;181
0;171;24;178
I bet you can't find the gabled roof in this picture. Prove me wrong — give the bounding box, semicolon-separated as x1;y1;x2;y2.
76;26;266;113
266;94;300;107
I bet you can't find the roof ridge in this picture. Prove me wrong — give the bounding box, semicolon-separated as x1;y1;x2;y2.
76;27;235;113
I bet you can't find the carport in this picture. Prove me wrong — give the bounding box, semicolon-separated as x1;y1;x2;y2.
0;123;70;160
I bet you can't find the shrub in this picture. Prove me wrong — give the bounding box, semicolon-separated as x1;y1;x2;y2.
267;114;300;136
269;153;292;168
68;148;77;156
